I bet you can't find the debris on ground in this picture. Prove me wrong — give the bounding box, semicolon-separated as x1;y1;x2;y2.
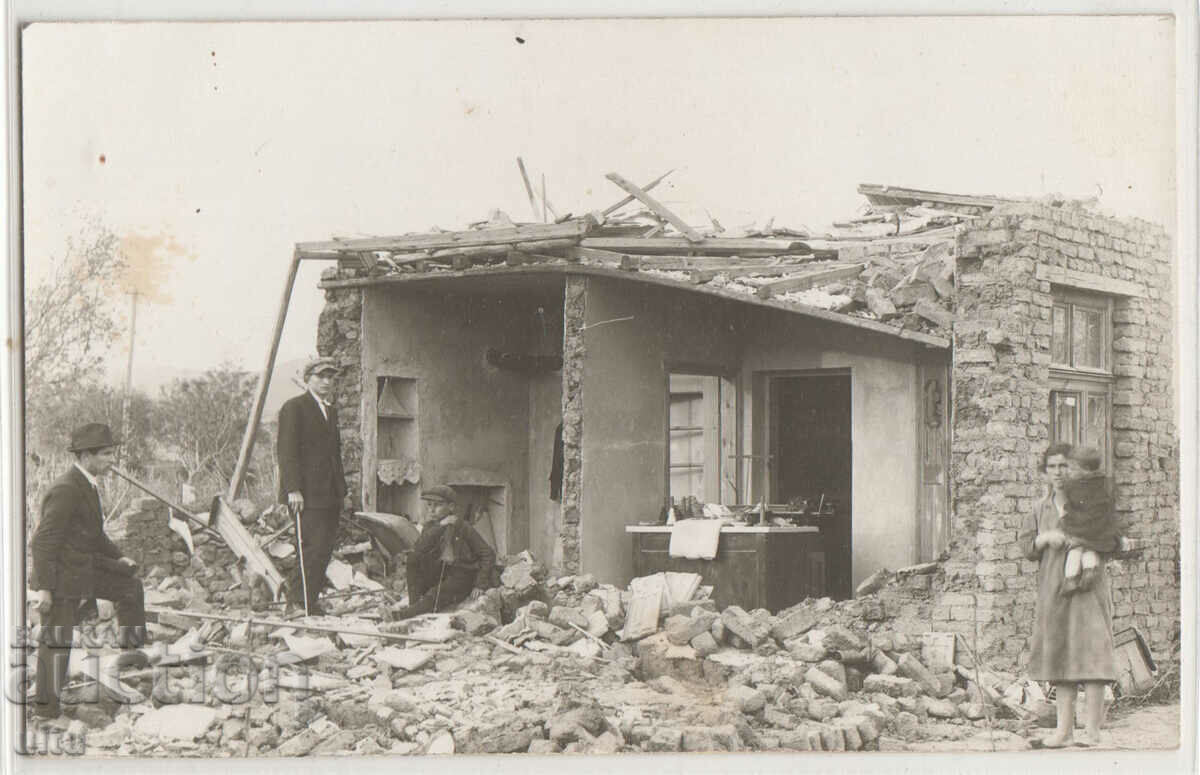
27;546;1094;757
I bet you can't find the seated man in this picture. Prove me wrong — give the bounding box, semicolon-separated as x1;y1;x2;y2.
395;485;495;620
29;423;146;721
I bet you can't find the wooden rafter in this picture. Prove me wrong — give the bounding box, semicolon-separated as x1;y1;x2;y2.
605;172;704;243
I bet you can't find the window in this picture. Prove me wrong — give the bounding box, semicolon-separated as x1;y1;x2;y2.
668;373;737;504
1049;289;1113;469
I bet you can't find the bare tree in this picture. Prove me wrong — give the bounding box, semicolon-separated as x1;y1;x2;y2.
24;224;127;395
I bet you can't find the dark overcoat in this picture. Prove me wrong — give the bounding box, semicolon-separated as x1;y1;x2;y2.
277;392;347;509
30;466;124;598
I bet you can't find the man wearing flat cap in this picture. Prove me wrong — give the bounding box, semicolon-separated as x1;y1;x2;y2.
29;423;146;720
395;484;496;620
277;356;347;614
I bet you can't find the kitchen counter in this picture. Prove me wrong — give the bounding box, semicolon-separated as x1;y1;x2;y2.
627;522;824;612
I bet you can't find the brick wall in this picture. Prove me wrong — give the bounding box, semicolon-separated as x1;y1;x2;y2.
933;203;1178;671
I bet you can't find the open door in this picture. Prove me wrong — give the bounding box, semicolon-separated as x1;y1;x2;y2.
770;372;852;600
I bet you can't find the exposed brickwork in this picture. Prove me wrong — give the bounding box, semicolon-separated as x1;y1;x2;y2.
930;204;1178;671
558;275;587;574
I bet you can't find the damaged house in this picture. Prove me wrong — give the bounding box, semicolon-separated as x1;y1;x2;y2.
306;179;1178;670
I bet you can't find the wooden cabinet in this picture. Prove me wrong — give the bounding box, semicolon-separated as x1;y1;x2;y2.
627;526;824;613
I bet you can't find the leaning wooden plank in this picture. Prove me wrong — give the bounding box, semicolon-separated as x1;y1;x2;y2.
605;172;704;243
580;236;804;255
621;587;662;641
690;261;816;283
296;217;597;253
756;263;866;300
516;157;539;220
601;169;674;216
211;496;288;599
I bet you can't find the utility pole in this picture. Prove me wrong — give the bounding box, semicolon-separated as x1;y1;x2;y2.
119;290;138;464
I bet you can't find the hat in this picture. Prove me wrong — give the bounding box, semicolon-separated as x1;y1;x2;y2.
420;485;458;504
68;423;121;453
303;357;341;380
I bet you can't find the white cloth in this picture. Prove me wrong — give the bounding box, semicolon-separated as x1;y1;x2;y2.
667;518;723;560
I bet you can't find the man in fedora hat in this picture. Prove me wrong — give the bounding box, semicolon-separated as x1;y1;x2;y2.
277;356;347;615
394;484;495;620
29;423;146;720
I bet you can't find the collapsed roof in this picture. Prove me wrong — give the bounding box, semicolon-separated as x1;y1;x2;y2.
304;176;1066;349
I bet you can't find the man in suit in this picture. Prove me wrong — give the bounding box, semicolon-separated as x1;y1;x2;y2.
29;423;146;720
277;357;347;615
395;485;495;620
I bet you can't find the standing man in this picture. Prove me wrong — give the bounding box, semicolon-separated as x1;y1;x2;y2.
395;485;495;620
29;423;146;721
277;357;346;615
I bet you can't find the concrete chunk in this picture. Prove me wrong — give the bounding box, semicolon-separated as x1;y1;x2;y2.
862;673;919;698
133;705;218;741
726;685;766;714
690;631;720;657
804;666;848;701
720;606;771;648
770;608;818;642
896;652;940;695
871;649;899;675
822;624;865;653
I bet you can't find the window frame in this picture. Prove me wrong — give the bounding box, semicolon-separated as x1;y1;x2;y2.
665;367;739;505
1048;287;1114;474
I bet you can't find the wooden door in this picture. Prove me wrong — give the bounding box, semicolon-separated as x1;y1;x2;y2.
770;373;852;599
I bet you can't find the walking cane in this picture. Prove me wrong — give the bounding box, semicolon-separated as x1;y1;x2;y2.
291;504;310;617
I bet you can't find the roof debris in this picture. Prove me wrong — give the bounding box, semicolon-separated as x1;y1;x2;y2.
300;174;1020;338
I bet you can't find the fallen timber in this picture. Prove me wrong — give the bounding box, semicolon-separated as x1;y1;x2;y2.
144;606;446;645
112;467;287;600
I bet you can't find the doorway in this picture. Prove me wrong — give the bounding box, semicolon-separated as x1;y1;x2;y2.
770;372;852;599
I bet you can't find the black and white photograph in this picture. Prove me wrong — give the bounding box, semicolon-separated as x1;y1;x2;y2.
2;5;1195;773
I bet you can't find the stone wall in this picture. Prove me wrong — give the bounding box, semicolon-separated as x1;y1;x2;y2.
558;276;586;574
317;271;365;514
928;203;1178;671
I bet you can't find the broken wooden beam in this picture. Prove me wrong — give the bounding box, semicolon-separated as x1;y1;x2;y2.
144;607;445;645
755;263;866;300
605;172;704;243
297;217;597;254
564;246;629;264
617;254;808;272
580;236;805;255
601;169;674;216
430;237;579;261
689;261;816;284
516;157;539;220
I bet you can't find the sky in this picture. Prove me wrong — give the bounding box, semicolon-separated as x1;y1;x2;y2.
19;16;1177;392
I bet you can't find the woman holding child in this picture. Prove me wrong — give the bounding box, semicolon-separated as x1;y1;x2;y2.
1018;443;1120;748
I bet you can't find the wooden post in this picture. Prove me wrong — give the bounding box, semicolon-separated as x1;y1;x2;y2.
228;248;302;501
119;290;138;464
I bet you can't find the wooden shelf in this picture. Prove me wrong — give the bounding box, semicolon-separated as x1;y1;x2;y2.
378;412;415;420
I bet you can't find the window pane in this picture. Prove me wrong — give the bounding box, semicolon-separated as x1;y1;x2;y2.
1050;391;1079;445
1073;306;1104;369
1084;393;1108;466
1052;305;1070;365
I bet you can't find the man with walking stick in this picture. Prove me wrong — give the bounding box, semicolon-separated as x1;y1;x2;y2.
277;357;346;616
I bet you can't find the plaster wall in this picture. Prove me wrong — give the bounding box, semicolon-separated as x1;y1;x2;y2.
363;286;553;554
740;307;924;589
578;277;744;584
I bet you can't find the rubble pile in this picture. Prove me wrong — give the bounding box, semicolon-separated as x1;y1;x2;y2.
39;549;1060;757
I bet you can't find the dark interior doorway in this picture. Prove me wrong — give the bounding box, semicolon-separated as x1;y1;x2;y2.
770;372;852;600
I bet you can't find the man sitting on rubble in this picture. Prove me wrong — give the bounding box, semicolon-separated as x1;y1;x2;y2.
29;423;147;722
394;485;495;620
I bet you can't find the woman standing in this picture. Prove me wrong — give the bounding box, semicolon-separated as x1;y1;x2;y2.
1019;443;1118;747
